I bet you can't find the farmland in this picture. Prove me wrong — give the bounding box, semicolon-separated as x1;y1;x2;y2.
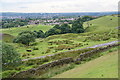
1;14;119;78
1;15;118;59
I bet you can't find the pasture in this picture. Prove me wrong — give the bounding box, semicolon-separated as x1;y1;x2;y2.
1;15;118;59
2;24;53;36
53;51;118;78
1;15;119;78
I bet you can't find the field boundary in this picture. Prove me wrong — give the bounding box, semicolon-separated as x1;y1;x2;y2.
11;42;120;78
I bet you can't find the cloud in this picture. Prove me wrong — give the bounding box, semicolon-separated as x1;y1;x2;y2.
1;0;119;13
19;7;28;9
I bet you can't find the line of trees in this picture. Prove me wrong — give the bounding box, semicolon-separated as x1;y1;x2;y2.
34;17;85;38
1;19;30;28
13;16;95;46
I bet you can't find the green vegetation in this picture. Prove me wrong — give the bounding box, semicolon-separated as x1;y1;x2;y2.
45;24;71;37
13;31;37;46
2;43;21;70
82;16;95;22
34;30;45;38
35;47;118;78
1;18;29;28
1;15;119;78
2;34;14;43
1;15;118;59
2;24;53;36
45;17;85;37
83;15;118;33
53;50;118;78
71;18;84;33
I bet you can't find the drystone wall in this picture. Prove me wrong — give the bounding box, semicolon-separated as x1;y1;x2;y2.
75;43;120;62
11;43;119;78
12;57;74;78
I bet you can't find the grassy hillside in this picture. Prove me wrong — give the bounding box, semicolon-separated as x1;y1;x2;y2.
2;24;53;36
83;15;118;33
1;15;119;78
1;15;118;59
2;15;118;37
53;51;118;78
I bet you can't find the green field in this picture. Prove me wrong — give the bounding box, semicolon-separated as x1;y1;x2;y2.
1;15;118;59
83;15;118;32
2;15;118;37
1;24;53;36
1;15;119;78
53;51;118;78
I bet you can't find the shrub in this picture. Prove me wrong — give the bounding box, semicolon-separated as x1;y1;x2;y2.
13;31;37;46
2;43;21;70
30;42;38;46
45;49;51;53
109;49;113;52
33;47;39;50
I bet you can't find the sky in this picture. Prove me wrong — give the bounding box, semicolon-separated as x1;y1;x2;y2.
0;0;119;13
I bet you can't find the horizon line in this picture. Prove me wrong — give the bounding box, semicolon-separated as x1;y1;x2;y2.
0;11;118;14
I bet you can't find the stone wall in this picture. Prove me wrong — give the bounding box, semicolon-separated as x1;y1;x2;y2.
11;43;119;78
12;57;74;78
75;43;119;62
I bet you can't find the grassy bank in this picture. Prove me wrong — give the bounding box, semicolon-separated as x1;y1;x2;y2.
53;49;118;78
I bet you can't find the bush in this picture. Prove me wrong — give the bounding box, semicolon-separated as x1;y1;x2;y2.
45;24;71;37
45;49;51;53
2;43;21;70
30;42;38;46
33;47;39;50
34;30;45;38
13;31;37;46
109;49;113;52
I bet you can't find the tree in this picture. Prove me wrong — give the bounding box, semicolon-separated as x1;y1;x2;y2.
71;18;84;33
13;31;37;46
45;28;57;37
59;24;71;34
53;24;60;29
36;30;45;38
82;16;94;22
2;43;21;70
45;24;71;37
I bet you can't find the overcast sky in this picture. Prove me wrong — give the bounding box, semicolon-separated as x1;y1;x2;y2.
1;0;119;13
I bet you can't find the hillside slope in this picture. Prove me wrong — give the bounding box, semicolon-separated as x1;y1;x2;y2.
1;15;118;37
1;15;118;59
53;51;118;78
2;24;53;36
83;15;118;33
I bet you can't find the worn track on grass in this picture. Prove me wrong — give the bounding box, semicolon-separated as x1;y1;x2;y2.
22;41;118;61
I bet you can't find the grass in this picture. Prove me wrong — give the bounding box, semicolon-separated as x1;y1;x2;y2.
1;24;53;36
1;15;119;78
2;46;118;78
2;34;14;43
53;50;118;78
83;15;118;32
34;46;118;78
1;15;118;59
